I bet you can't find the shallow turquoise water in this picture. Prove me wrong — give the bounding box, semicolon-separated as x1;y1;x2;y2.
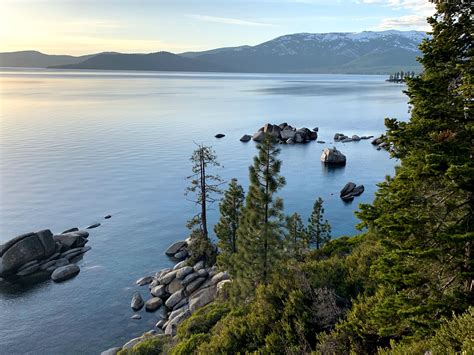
0;69;405;354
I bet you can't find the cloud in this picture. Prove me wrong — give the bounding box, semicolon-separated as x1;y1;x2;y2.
375;14;431;30
186;14;276;27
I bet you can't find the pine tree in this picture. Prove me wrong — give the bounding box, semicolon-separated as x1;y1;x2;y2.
214;178;245;273
234;134;286;299
307;197;331;250
185;144;223;265
285;212;307;259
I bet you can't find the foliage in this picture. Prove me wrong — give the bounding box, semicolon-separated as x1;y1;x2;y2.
285;212;307;259
214;178;245;273
307;197;331;250
233;134;286;300
118;335;169;355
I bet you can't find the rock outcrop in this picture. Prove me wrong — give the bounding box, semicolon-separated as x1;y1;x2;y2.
340;182;365;201
320;147;346;165
251;123;317;144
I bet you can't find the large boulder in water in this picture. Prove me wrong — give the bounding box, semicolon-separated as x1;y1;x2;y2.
165;241;187;256
280;127;296;140
263;123;281;138
252;131;265;142
340;182;356;197
0;230;56;277
320;147;346;165
131;292;144;311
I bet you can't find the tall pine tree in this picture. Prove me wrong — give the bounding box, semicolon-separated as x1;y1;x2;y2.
307;197;331;250
214;178;245;273
285;212;307;259
234;134;286;300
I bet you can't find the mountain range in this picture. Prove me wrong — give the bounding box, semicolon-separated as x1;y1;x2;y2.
0;30;427;74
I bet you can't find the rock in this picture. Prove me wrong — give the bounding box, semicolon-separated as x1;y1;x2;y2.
145;297;163;312
62;228;79;234
340;182;356;197
286;138;295;145
156;320;166;329
167;278;184;294
17;259;39;272
136;276;153;286
81;246;92;253
164;310;191;336
378;142;388;148
176;266;193;280
155;306;168;320
352;135;361;141
334;133;346;141
197;269;208;278
252;131;265;142
16;263;40;276
169;304;189;322
0;231;56;277
101;347;121;355
51;264;80;282
278;122;288;129
189;286;217;313
165;241;187;256
240;134;252;142
151;284;167;298
54;258;69;268
131;292;144;311
313;127;319;132
131;314;142;320
104;215;112;219
341;138;353;143
295;132;305;143
353;185;365;196
165;289;185;309
181;272;199;287
159;270;177;285
185;277;207;294
280;127;296;140
61;247;84;258
263;123;281;137
217;279;232;298
215;134;225;139
173;297;188;311
173;250;188;260
45;252;60;262
320;147;346;165
86;223;100;229
155;268;172;279
211;271;230;285
54;231;89;250
173;260;188;270
193;260;205;271
317;140;326;144
122;337;142;351
40;260;57;271
341;194;354;202
308;131;318;140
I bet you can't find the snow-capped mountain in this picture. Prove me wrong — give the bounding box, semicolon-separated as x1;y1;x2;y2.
181;30;428;74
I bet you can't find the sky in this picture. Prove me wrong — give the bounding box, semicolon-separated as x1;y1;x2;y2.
0;0;436;55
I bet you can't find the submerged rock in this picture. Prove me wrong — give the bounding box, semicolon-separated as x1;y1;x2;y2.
240;134;252;142
136;276;153;286
51;264;80;282
86;223;101;229
131;292;144;311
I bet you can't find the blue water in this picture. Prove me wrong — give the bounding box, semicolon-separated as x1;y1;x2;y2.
0;69;406;354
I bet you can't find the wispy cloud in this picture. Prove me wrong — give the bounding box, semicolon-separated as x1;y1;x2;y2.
186;14;276;27
375;14;431;30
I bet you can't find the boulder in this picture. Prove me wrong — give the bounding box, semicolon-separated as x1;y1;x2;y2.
193;260;205;271
155;268;172;279
173;260;188;270
280;127;296;140
295;132;305;143
51;265;80;282
317;140;326;144
174;250;188;260
164;310;191;336
60;247;84;258
278;122;288;129
44;252;60;262
214;134;225;138
17;259;39;272
197;269;209;278
217;279;232;298
151;285;167;298
122;337;143;351
211;271;230;285
185;277;207;294
341;194;354;202
167;278;183;294
252;131;265;142
169;304;189;322
352;135;361;141
131;292;144;311
104;215;112;219
0;231;55;277
240;134;252;142
101;347;122;355
308;131;318;140
156;320;166;329
320;147;346;165
145;297;163;312
54;258;69;268
341;138;352;143
181;272;199;287
165;241;187;256
165;289;185;309
189;286;217;313
353;185;365;196
86;223;100;229
286;138;295;145
131;314;142;320
62;228;79;234
340;182;356;197
263;123;281;137
313;127;319;132
39;259;57;271
173;297;188;311
81;246;92;253
16;263;40;277
176;266;193;280
54;231;88;250
136;276;153;286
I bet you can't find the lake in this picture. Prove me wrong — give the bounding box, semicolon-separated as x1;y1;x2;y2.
0;69;406;354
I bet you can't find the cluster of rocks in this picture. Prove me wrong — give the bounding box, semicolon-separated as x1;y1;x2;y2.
371;135;390;151
340;182;365;202
0;228;93;282
245;123;318;145
105;240;231;354
334;133;374;143
320;147;347;165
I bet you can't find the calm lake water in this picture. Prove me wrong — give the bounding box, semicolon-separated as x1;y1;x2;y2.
0;69;406;354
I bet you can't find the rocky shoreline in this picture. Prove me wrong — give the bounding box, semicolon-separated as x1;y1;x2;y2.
101;239;230;354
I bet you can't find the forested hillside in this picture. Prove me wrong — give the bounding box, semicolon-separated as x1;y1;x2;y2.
119;1;473;354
